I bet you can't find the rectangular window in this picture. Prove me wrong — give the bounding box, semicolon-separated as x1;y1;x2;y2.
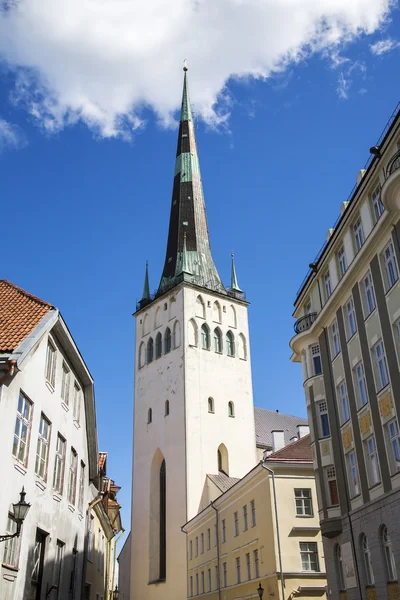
3;515;20;567
354;362;368;408
326;466;339;506
195;536;198;557
318;401;330;438
323;270;332;302
67;448;78;505
201;532;204;554
300;542;320;572
345;297;357;339
363;272;376;316
78;462;85;514
253;549;259;578
236;556;241;584
13;391;32;465
337;246;347;278
53;434;66;494
88;516;94;562
251;500;256;527
45;339;56;387
330;319;341;357
215;566;218;590
189;540;193;560
243;505;248;531
383;241;399;290
347;450;360;498
311;345;322;376
295;489;313;516
353;217;365;252
387;419;400;473
222;519;226;543
365;436;381;486
246;552;251;580
373;341;389;390
35;413;51;479
208;568;211;592
61;362;70;405
201;571;204;594
223;562;227;587
190;575;193;597
234;511;239;536
207;528;210;550
337;382;350;424
73;383;81;423
54;540;65;588
214;524;217;547
371;184;384;222
196;573;199;595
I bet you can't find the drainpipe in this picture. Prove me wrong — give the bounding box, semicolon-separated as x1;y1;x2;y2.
109;529;125;598
210;502;221;600
261;463;285;600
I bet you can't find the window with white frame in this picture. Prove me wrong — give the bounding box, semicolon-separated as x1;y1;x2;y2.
253;549;259;578
337;246;347;278
345;297;357;339
353;217;365;252
326;466;339;506
189;540;193;560
373;340;389;390
354;362;368;408
330;319;341;357
337;382;350;424
323;270;332;302
243;505;248;531
318;401;330;438
371;184;384;222
311;345;322;376
78;462;85;514
382;526;397;582
61;362;70;405
300;542;320;571
251;500;256;526
362;272;376;316
236;556;241;583
223;562;227;587
222;519;226;543
382;241;399;290
73;383;81;423
3;515;20;567
207;528;210;550
365;436;381;486
195;536;198;557
386;418;400;473
361;534;374;585
234;511;239;536
12;391;32;465
201;532;204;554
68;447;78;505
295;489;313;516
246;552;251;580
45;339;57;387
53;433;66;493
35;414;51;479
347;451;360;498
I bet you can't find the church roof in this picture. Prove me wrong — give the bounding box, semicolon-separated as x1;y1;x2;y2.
265;434;312;462
207;473;241;493
254;407;308;450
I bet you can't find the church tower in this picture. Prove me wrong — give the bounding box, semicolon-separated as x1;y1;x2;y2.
130;66;257;600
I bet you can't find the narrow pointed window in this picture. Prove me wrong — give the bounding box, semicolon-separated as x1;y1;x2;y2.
139;342;146;368
214;328;222;353
147;408;152;424
173;321;181;349
165;400;170;417
155;333;162;359
201;324;210;350
213;301;221;323
188;319;198;347
164;328;171;354
159;460;166;580
196;296;205;319
217;444;229;475
228;401;235;418
238;333;247;360
208;397;214;413
147;338;154;364
226;331;235;357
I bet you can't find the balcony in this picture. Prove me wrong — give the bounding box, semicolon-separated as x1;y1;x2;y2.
294;312;318;334
382;149;400;213
386;149;400;178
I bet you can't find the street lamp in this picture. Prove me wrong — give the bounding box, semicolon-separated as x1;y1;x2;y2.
257;582;264;599
0;487;31;542
113;585;119;599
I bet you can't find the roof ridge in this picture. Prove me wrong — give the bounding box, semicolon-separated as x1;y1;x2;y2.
254;406;307;421
0;279;54;309
266;434;311;460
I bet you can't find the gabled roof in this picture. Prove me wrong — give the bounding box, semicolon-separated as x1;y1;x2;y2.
254;407;308;449
266;434;312;462
0;280;54;353
207;473;240;494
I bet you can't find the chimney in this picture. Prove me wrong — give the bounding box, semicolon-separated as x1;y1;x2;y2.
356;169;366;185
340;201;349;215
272;430;285;452
326;228;335;241
297;425;310;438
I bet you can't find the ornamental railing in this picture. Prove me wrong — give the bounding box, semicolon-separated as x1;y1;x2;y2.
294;312;318;334
386;149;400;178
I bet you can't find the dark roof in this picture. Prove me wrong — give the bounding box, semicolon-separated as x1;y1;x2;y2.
266;434;312;462
254;407;308;449
207;473;240;493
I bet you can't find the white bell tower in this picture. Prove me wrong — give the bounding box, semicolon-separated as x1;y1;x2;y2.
129;66;257;600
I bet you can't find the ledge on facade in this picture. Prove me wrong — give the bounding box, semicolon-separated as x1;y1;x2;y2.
297;586;327;595
148;578;166;585
320;516;342;538
290;526;320;535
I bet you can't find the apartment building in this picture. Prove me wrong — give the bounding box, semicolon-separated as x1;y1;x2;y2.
290;103;400;600
182;436;327;600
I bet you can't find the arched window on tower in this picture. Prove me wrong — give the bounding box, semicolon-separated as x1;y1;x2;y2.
142;313;150;336
226;331;235;357
139;342;146;368
228;305;237;328
173;320;181;349
208;397;215;413
165;400;170;417
188;319;198;347
381;525;397;582
147;408;152;424
335;544;346;592
217;444;229;475
159;460;166;580
361;533;374;586
238;333;247;360
213;301;221;323
228;401;235;418
154;306;162;329
147;338;154;364
214;328;222;353
201;324;210;350
164;328;171;354
155;332;162;359
196;295;205;319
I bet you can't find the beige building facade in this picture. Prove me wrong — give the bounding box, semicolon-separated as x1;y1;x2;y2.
183;436;326;600
290;104;400;599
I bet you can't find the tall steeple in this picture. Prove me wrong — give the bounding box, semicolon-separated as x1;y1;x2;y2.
158;64;224;295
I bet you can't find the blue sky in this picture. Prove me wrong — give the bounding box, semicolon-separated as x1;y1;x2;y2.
1;0;400;540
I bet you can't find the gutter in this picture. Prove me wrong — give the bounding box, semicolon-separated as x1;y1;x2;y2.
210;502;221;600
260;462;285;600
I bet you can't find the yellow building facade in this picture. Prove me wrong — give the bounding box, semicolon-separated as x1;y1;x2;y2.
183;436;327;600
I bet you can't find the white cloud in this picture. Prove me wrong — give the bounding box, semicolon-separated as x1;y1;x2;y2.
0;0;393;138
0;118;26;151
370;38;400;55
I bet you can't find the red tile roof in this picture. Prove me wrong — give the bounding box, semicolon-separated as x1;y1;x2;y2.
0;280;54;353
266;434;312;462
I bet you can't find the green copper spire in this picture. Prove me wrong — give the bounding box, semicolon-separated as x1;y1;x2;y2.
181;59;193;123
230;252;242;292
141;261;150;301
180;232;192;276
